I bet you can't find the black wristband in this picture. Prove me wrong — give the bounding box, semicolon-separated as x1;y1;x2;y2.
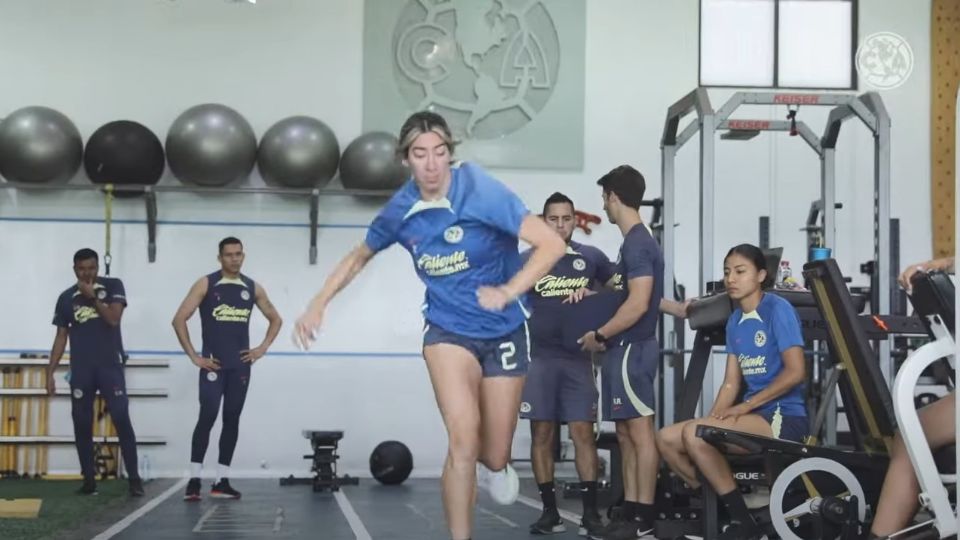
594;330;607;344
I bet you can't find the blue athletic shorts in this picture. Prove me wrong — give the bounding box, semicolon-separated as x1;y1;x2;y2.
757;408;808;442
520;352;597;422
423;322;530;378
601;339;658;420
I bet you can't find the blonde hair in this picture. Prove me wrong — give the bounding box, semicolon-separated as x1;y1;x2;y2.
397;111;457;159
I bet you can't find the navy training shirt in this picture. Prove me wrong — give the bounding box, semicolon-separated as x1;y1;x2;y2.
610;223;664;343
52;277;127;364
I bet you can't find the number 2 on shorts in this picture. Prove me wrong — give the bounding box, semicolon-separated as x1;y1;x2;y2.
499;342;517;371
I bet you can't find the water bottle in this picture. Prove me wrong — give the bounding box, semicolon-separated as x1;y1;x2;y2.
781;261;792;282
777;261;792;288
141;454;151;482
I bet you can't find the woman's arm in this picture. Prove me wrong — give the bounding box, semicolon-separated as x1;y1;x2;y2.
477;214;565;310
306;243;376;312
899;256;955;290
294;243;377;349
504;215;566;298
709;354;742;418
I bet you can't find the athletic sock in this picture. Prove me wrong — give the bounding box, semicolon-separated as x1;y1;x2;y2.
538;481;557;511
636;502;655;524
580;480;598;516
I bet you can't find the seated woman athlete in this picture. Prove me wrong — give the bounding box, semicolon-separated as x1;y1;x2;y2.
655;243;807;540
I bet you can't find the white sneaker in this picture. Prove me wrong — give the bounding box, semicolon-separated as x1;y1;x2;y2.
476;462;519;505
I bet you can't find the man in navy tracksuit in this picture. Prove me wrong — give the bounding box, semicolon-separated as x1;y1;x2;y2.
47;248;143;496
172;237;283;501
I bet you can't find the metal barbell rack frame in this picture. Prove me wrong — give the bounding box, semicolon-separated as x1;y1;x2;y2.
660;88;893;423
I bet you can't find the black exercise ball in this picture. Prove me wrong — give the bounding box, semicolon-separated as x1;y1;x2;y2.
0;106;83;184
84;120;165;197
257;116;340;188
339;131;409;191
165;103;257;187
370;440;413;485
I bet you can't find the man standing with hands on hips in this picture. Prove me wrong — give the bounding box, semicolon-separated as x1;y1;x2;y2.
172;237;283;501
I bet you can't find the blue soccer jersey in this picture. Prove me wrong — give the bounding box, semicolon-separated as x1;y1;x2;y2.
725;292;806;417
609;223;664;343
365;161;531;339
52;277;127;364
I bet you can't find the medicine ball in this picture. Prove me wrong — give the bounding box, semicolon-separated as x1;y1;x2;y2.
369;440;413;485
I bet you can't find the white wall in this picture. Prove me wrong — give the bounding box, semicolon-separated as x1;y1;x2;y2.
0;0;933;478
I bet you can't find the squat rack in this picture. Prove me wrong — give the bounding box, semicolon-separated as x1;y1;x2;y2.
660;88;894;420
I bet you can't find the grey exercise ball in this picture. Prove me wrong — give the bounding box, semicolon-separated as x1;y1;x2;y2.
0;106;83;184
257;116;340;188
339;131;409;191
165;103;257;187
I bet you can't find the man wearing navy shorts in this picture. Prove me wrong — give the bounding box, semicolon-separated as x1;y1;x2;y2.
47;248;143;497
579;166;664;540
521;192;612;536
173;237;283;501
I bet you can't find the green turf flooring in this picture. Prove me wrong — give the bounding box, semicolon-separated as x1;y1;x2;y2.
0;478;130;540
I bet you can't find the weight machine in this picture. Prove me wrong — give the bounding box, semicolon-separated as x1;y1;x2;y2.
661;88;896;421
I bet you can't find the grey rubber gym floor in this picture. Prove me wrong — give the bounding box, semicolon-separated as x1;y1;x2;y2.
104;478;591;539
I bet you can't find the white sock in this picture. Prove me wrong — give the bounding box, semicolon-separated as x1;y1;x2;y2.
217;464;229;482
190;462;202;479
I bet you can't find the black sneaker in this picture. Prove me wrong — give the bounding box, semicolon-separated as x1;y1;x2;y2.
210;478;241;499
717;522;768;540
128;477;145;497
529;508;565;534
601;518;655;540
578;512;605;537
184;477;202;501
77;478;98;495
588;515;623;539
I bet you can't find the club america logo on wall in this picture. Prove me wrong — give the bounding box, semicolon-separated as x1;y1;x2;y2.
392;0;559;139
364;0;585;170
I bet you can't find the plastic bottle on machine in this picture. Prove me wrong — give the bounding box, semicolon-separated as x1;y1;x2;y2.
778;260;793;288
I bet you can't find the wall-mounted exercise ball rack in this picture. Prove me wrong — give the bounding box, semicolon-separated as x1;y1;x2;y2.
0;104;412;265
